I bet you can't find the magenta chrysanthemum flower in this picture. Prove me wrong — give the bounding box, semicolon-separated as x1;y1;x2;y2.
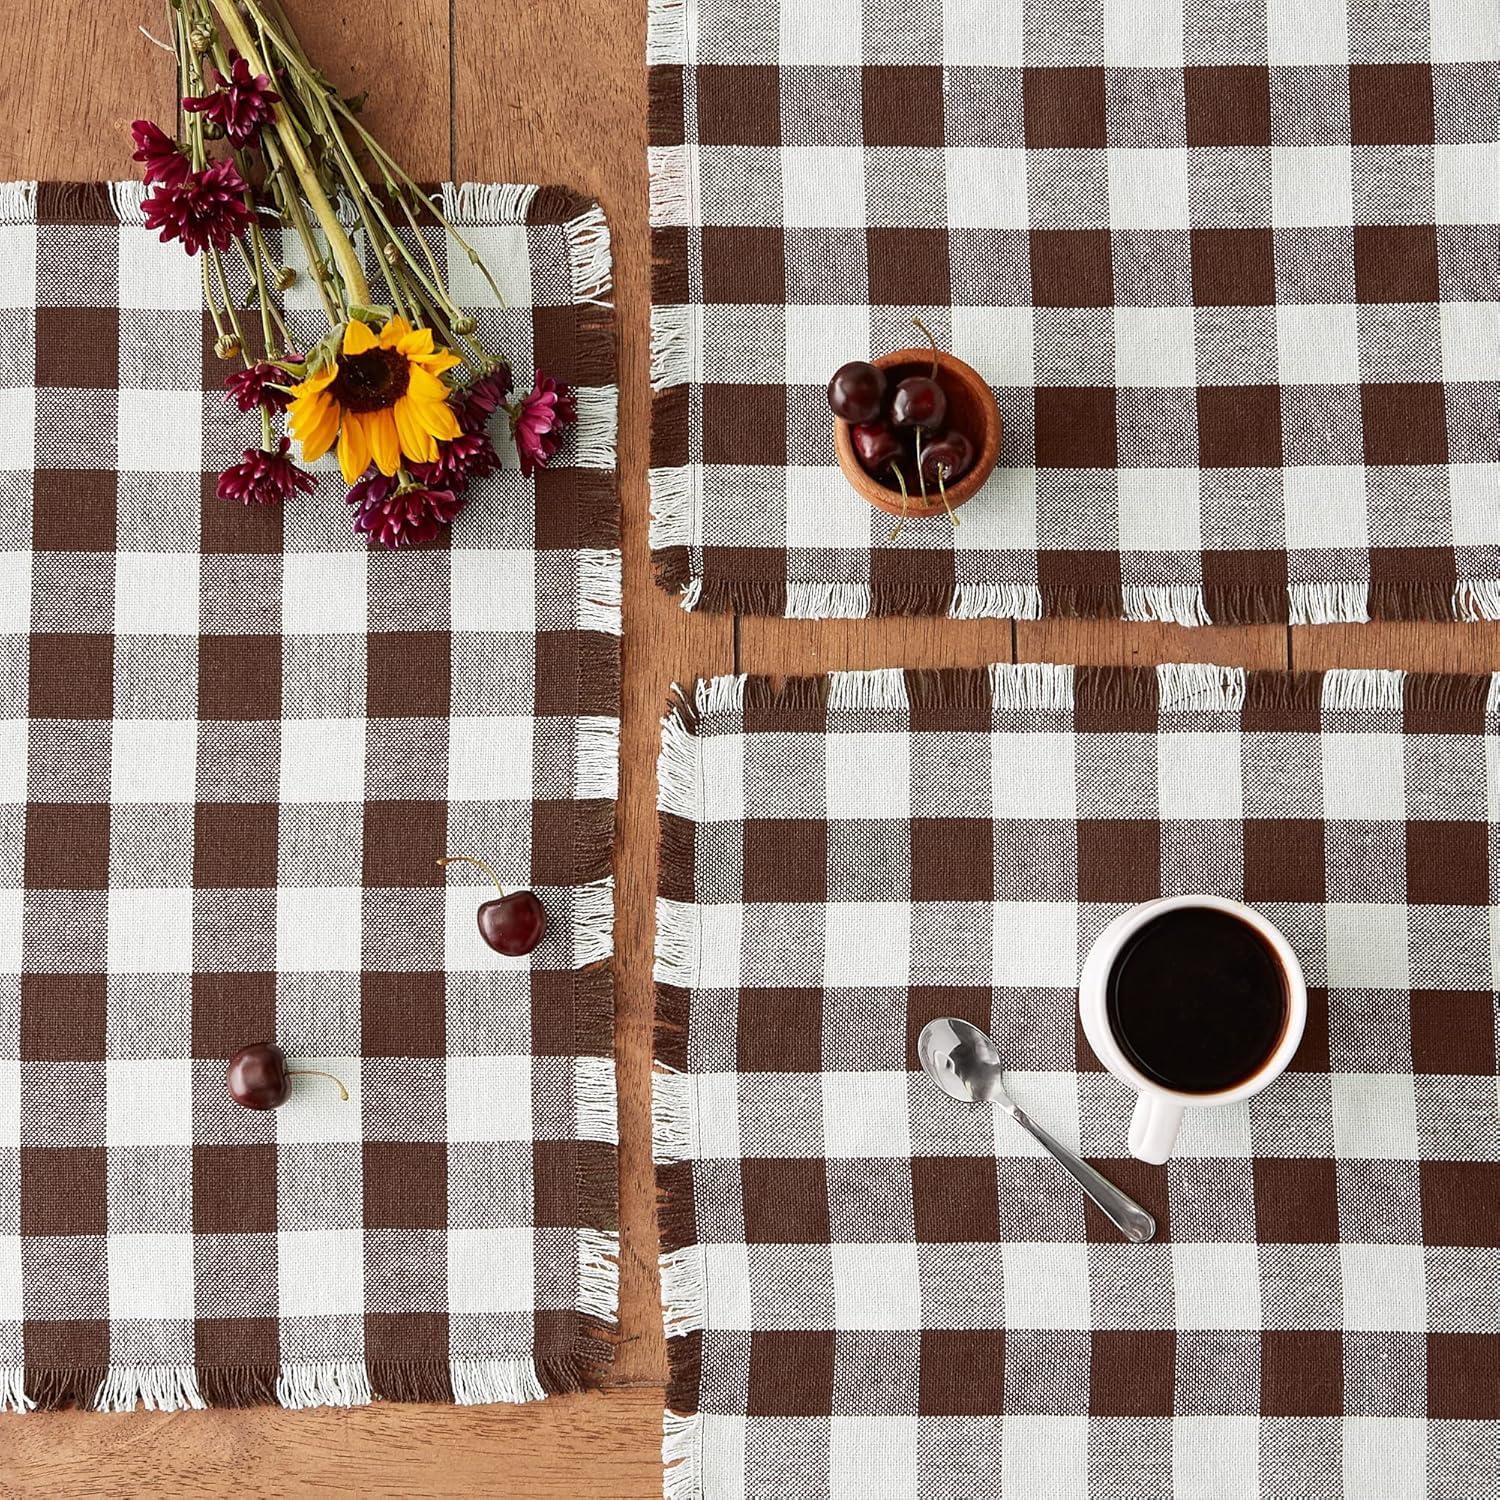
348;472;465;549
142;159;254;256
224;360;293;413
129;119;190;187
182;53;280;147
455;364;513;434
413;430;501;490
510;371;577;478
216;437;316;506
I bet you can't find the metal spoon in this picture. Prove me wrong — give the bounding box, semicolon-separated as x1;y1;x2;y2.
918;1017;1156;1244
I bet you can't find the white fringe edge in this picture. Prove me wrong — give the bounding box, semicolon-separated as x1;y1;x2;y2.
578;1228;621;1324
950;583;1043;620
663;1409;704;1500
94;1364;206;1413
654;897;701;986
1124;585;1212;628
577;714;621;800
277;1361;374;1410
577;547;623;636
650;305;693;390
653;1068;699;1163
450;1358;547;1406
440;182;539;226
694;674;747;718
786;581;873;618
1456;580;1500;622
659;1245;706;1336
1322;668;1406;713
562;202;613;306
648;146;691;228
677;577;703;611
646;0;688;65
649;465;695;549
1157;662;1247;713
0;1368;33;1413
0;181;38;223
108;180;147;225
575;1055;619;1145
573;877;616;965
571;387;618;471
990;662;1075;712
828;667;907;712
1289;581;1371;626
1488;673;1500;717
658;689;702;818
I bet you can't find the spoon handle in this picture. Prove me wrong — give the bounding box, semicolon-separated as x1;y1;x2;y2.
1008;1107;1157;1244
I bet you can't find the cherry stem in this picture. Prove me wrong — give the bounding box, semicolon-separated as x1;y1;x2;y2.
888;463;910;542
915;431;929;504
436;854;506;894
912;316;939;380
286;1068;350;1102
937;467;959;530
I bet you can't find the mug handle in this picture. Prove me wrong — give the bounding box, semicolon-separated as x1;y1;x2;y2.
1128;1093;1184;1164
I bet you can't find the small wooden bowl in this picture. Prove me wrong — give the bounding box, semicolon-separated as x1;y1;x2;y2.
832;348;1001;519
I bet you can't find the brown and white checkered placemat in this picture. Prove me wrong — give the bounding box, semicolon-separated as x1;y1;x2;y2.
647;0;1499;623
654;664;1498;1498
0;180;619;1410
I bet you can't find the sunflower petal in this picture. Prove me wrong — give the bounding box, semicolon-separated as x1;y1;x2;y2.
416;349;463;377
288;364;337;399
298;399;341;461
368;408;401;475
338;411;373;483
342;319;378;356
393;396;438;464
378;315;413;348
405;365;451;402
396;325;436;357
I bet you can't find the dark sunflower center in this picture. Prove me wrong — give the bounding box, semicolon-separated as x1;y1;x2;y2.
330;347;409;413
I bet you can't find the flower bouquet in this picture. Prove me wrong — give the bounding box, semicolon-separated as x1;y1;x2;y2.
131;0;576;546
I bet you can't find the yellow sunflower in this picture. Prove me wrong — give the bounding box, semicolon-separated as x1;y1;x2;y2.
288;316;463;483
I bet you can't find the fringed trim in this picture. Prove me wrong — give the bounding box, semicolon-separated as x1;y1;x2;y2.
562;202;613;306
653;1067;699;1160
575;1054;619;1144
1157;662;1247;713
577;714;621;800
828;667;908;712
989;662;1074;712
648;146;691;228
571;387;619;471
0;180;38;223
694;673;747;719
950;583;1043;620
1289;581;1371;626
650;305;693;390
573;877;616;965
654;899;701;987
1124;585;1212;628
646;0;687;64
577;547;623;636
107;179;147;225
1488;673;1500;718
1322;668;1406;713
277;1361;374;1410
1456;580;1500;622
93;1365;205;1413
663;1409;704;1500
659;1245;706;1336
578;1228;621;1323
649;466;695;550
450;1358;547;1406
677;576;703;611
440;182;539;226
0;1368;34;1413
658;688;702;818
786;581;872;619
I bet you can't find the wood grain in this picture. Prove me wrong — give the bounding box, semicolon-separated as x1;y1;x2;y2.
4;0;1497;1495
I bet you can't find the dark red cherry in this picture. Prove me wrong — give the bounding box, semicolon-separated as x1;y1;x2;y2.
827;360;887;424
920;429;975;486
477;890;547;957
852;422;903;473
890;375;947;431
227;1042;289;1110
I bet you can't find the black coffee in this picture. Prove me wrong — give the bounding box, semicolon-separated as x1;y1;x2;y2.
1106;907;1287;1094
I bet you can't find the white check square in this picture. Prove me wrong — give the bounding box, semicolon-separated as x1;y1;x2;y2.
1321;733;1406;820
1118;469;1202;554
824;902;912;988
450;716;532;804
278;1228;365;1317
112;720;198;805
782;149;866;228
993;903;1078;987
116;390;201;474
992;733;1076;818
831;1243;921;1328
1173;1243;1262;1328
1157;732;1243;819
1331;1073;1420;1159
1005;1417;1089;1499
1277;304;1361;385
280;719;365;804
1003;1243;1091;1328
780;0;865;64
1284;466;1369;551
113;553;200;635
787;306;868;384
1103;0;1184;65
0;1234;20;1322
282;551;368;635
108;887;193;974
448;1227;534;1315
821;1071;912;1160
1324;904;1411;990
1272;146;1353;228
277;886;363;972
944;2;1022;64
830;1416;919;1497
827;732;910;819
447;1056;533;1143
1115;306;1198;388
107;1058;193;1147
1174;1417;1260;1496
1266;0;1350;62
1108;150;1190;232
945;148;1028;229
108;1233;196;1320
1434;143;1499;226
1341;1243;1427;1330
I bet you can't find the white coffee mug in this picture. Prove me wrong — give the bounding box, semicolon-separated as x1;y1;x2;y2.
1077;895;1307;1164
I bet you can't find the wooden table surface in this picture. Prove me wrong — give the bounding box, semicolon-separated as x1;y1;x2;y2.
4;2;1495;1495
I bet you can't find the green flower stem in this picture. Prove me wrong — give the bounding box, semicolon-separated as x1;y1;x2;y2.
206;0;369;308
208;245;247;350
259;141;340;322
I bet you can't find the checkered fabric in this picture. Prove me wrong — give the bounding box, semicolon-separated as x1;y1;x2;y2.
654;663;1499;1498
647;0;1500;624
0;180;620;1410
